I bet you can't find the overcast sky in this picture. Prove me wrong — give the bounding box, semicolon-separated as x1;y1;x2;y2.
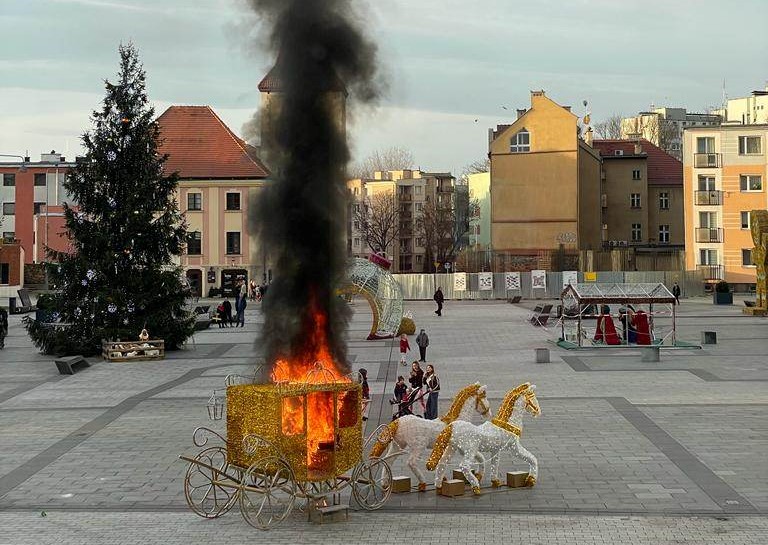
1;0;766;174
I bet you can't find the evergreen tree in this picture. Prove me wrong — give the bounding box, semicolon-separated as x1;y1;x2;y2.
26;44;194;355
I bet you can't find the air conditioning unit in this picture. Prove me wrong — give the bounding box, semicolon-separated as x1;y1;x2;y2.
601;194;607;207
602;224;608;230
609;240;617;247
614;150;624;156
618;240;628;247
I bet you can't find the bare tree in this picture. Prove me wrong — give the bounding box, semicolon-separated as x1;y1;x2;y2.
349;146;415;179
417;193;475;272
352;191;400;254
458;156;490;184
593;114;623;139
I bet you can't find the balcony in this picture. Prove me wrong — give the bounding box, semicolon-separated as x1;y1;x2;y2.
694;190;723;205
398;193;412;201
696;264;724;281
694;153;720;168
695;227;724;243
437;185;454;193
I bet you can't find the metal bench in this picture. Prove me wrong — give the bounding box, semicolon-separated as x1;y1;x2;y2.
54;355;90;375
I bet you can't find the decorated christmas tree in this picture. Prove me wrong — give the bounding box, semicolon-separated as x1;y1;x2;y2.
25;44;194;355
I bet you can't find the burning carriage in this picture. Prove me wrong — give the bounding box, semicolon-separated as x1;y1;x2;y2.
179;364;395;530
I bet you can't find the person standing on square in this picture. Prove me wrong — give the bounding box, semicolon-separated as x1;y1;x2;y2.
433;287;444;316
423;364;440;420
415;328;429;362
672;281;681;305
399;333;411;366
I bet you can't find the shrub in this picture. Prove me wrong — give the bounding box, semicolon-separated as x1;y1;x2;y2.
397;316;416;336
715;281;730;293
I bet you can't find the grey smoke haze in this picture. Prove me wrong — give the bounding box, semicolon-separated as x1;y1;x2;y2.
249;0;379;376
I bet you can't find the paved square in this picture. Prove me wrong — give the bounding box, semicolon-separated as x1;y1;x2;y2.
0;296;766;543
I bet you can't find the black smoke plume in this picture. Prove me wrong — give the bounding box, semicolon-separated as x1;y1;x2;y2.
248;0;379;377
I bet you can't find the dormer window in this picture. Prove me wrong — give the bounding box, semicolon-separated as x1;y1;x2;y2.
510;129;530;153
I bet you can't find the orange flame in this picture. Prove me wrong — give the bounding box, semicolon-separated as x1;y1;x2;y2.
271;296;351;470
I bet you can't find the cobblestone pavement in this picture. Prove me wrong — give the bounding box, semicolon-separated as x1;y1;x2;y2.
0;512;765;545
0;296;766;543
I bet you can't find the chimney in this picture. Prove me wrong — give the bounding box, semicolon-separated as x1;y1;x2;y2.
584;127;593;146
516;109;527;119
634;142;643;155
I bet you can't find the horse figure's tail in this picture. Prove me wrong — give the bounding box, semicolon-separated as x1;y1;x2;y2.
426;423;453;471
370;420;399;458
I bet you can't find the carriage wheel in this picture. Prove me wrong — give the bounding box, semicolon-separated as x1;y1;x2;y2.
352;457;392;510
239;456;297;530
183;446;238;518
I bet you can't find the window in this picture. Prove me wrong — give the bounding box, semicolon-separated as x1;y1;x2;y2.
699;249;718;265
353;221;360;230
699;211;716;228
740;175;762;191
738;136;762;155
631;223;642;242
741;211;751;229
659;224;670;243
416;237;425;247
2;202;15;215
187;192;202;211
510;129;530;153
186;231;202;255
630;193;641;208
742;249;754;266
33;202;45;214
696;137;715;154
34;173;46;187
415;186;423;195
0;262;9;284
353;237;360;247
415;255;423;265
225;192;241;211
353;187;359;195
225;232;241;255
698;176;715;191
2;174;15;187
659;192;669;210
2;231;15;240
632;169;641;180
352;203;360;214
415;202;423;212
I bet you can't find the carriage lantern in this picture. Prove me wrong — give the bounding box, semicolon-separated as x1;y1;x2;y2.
207;390;225;421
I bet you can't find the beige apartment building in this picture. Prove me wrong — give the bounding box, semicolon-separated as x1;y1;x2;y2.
592;139;684;253
683;123;768;288
489;90;602;269
347;170;455;272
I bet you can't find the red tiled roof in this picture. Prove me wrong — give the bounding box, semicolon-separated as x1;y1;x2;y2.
156;106;269;179
592;139;681;186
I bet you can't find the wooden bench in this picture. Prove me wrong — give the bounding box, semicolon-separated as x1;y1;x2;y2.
54;355;90;375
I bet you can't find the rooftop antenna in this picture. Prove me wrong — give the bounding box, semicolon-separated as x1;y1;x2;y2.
722;78;728;109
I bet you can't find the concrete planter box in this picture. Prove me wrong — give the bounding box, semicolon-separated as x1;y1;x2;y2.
712;292;733;305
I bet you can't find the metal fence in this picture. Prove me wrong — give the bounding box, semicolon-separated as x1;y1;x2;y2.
393;270;705;300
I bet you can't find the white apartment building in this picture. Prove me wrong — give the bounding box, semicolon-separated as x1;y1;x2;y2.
718;86;768;125
622;108;722;160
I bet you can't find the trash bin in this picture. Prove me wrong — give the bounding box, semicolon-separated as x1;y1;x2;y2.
8;297;16;314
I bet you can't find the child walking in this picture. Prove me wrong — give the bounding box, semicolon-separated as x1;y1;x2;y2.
399;333;411;366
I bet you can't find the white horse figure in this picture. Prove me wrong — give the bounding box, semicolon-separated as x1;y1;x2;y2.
370;382;492;491
426;382;540;494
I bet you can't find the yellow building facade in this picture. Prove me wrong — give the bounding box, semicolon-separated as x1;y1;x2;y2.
683;124;768;287
489;91;602;263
